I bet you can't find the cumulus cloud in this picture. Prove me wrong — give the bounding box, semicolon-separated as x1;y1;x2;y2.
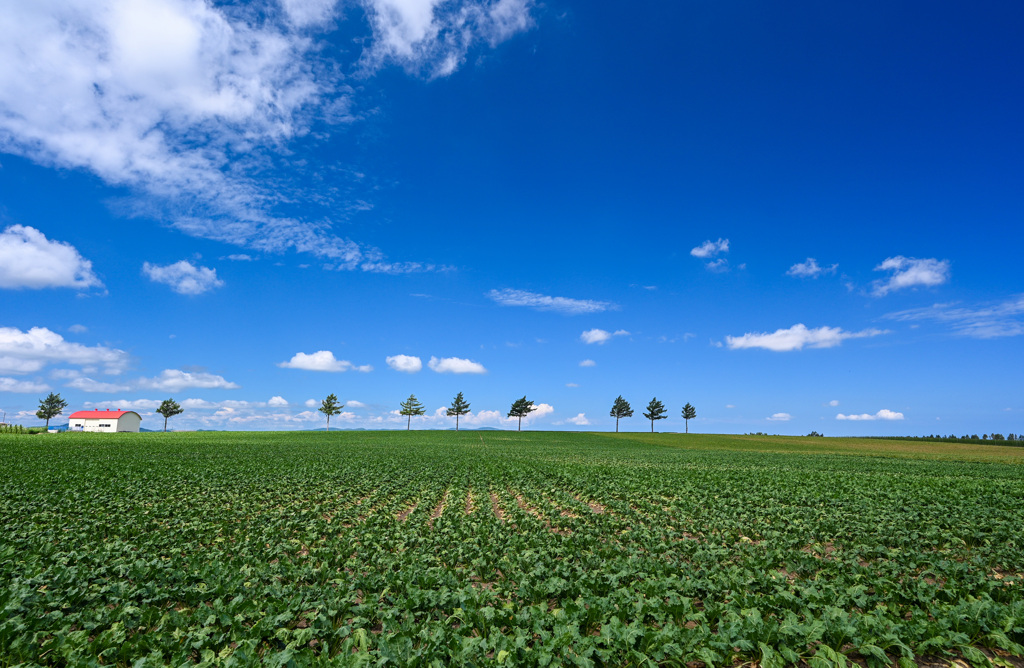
138;369;240;392
143;260;224;295
65;376;133;393
767;413;792;422
725;323;887;352
563;412;590;426
872;257;950;296
267;396;288;406
0;377;50;393
386;354;423;373
836;409;904;421
0;1;533;272
0;326;130;375
486;288;616;315
829;400;840;407
346;400;368;409
884;295;1024;339
690;238;729;258
305;398;318;408
278;351;373;372
0;225;103;290
580;329;628;345
428;356;486;374
579;359;596;367
787;258;838;278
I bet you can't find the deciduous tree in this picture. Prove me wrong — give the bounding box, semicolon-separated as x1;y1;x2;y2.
399;394;426;430
156;398;184;432
447;392;470;431
319;394;343;432
642;397;667;433
507;396;536;432
35;392;68;430
682;402;696;433
609;395;633;433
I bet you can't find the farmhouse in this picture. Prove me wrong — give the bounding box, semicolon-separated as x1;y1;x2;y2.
68;409;142;433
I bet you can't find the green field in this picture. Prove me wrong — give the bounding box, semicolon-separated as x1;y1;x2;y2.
2;431;1023;667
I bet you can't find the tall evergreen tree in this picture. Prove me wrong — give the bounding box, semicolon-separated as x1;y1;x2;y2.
447;392;471;431
642;397;668;433
682;402;697;433
399;394;426;430
319;394;344;432
156;398;184;432
507;396;537;431
609;395;633;433
35;392;68;429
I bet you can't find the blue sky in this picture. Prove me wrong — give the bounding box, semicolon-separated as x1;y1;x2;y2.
0;0;1021;434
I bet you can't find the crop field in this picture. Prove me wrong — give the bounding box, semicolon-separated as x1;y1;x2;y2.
1;431;1023;667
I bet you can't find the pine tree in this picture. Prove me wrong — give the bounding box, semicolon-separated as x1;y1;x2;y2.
399;394;426;430
642;397;668;433
507;396;536;431
682;402;697;433
156;398;184;432
609;395;633;433
35;392;68;429
319;394;344;432
447;392;471;431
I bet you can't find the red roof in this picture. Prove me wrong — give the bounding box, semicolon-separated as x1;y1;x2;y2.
69;410;139;419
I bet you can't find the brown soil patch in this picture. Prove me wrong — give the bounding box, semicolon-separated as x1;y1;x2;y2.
490;492;505;521
395;503;418;522
428;489;450;527
465;487;475;515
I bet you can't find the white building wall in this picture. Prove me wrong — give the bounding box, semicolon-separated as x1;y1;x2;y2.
69;414;142;433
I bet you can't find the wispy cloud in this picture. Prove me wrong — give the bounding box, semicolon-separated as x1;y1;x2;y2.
143;260;224;295
0;326;130;375
580;329;629;345
579;359;596;367
726;323;887;352
486;288;616;315
138;369;240;392
428;356;487;374
0;1;533;272
767;412;791;422
884;295;1024;339
787;258;838;279
690;238;729;258
872;256;950;296
0;377;50;393
278;351;373;373
836;409;904;421
0;225;103;290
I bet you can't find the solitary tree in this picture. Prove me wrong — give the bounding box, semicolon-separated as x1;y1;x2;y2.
36;392;68;430
507;396;537;431
447;392;471;431
642;397;668;433
319;394;344;432
399;394;426;430
682;402;697;433
609;395;633;433
156;398;184;432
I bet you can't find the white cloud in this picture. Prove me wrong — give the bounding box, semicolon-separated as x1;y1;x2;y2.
0;1;533;273
428;356;486;374
83;398;162;411
486;288;616;315
0;377;50;393
278;350;373;372
305;398;318;408
68;324;88;334
143;260;224;295
0;326;130;375
767;413;792;422
386;354;423;373
565;382;579;388
787;258;838;278
564;412;589;426
581;329;629;345
579;359;596;367
268;395;288;406
138;369;240;392
65;376;133;393
872;256;951;296
836;409;904;421
704;258;730;273
725;404;735;409
829;400;840;407
0;225;103;290
725;323;887;352
359;0;533;77
224;254;253;261
346;400;368;408
690;238;729;258
527;403;554;420
884;295;1024;339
